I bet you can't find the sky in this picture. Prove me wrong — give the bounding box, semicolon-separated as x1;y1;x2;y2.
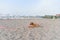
0;0;60;16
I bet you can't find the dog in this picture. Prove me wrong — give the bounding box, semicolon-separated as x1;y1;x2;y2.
28;22;40;28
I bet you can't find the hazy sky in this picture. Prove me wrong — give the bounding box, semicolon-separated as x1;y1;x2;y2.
0;0;60;16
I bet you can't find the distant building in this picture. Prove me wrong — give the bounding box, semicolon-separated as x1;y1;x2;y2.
56;14;60;16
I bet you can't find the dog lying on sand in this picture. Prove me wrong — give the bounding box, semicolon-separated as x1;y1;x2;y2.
28;22;40;28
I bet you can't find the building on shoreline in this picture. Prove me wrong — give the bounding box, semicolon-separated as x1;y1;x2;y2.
56;14;60;16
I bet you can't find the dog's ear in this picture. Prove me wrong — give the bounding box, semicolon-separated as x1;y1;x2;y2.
30;22;34;25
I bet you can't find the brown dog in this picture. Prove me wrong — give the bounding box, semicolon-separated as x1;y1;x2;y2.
28;22;40;28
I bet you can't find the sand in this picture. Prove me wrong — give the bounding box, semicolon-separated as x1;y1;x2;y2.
0;18;60;40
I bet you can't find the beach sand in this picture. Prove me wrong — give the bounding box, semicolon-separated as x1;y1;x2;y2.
0;18;60;40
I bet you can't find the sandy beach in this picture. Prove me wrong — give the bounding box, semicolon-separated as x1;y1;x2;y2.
0;18;60;40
